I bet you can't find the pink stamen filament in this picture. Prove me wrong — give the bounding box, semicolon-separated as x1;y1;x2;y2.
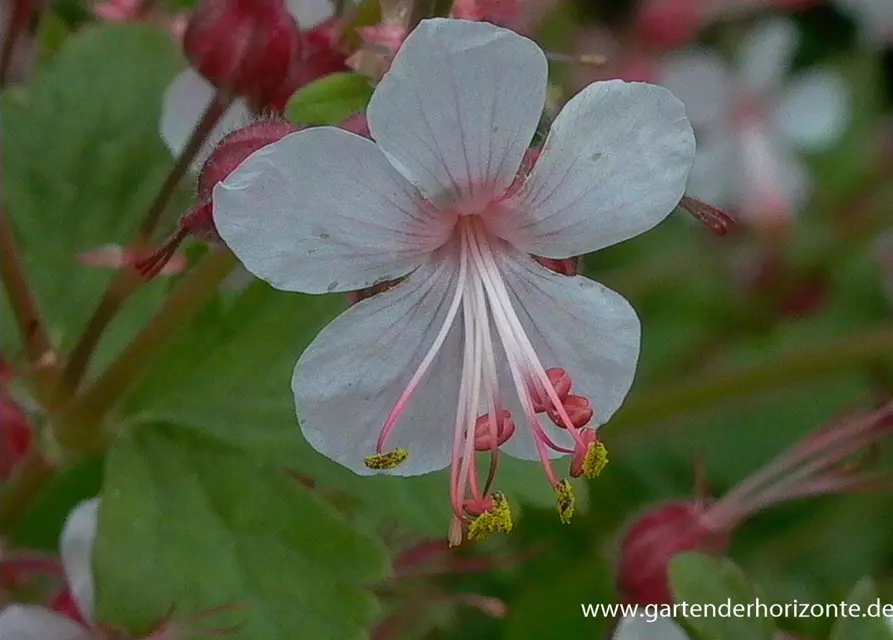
376;256;468;454
467;222;589;450
464;223;563;486
450;276;477;519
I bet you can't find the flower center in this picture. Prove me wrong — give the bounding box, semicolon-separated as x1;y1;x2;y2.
364;212;606;541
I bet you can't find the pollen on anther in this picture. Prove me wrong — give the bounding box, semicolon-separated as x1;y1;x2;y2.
582;441;609;478
363;449;409;470
467;494;513;542
555;479;575;524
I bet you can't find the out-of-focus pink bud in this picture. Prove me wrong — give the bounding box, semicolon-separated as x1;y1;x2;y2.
635;0;701;50
618;404;893;606
1;391;32;480
617;501;730;605
182;0;303;108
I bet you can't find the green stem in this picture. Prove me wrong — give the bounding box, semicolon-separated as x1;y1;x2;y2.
54;250;237;454
0;450;56;535
0;209;58;402
57;90;232;399
611;326;893;432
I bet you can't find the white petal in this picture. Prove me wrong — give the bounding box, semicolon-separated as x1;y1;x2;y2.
738;18;798;91
214;126;451;294
773;69;850;152
293;256;463;476
60;498;100;624
614;616;690;640
159;69;253;165
494;81;695;259
685;132;738;209
659;48;734;129
493;252;640;460
738;123;810;222
367;18;547;203
835;0;893;45
286;0;334;30
0;605;89;640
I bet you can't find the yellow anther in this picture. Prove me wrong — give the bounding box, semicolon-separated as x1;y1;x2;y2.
363;449;408;470
467;494;513;542
582;441;609;478
555;479;575;524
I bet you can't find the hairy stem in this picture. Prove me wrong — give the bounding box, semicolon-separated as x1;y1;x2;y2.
0;450;56;535
0;209;58;401
54;250;237;454
58;90;232;397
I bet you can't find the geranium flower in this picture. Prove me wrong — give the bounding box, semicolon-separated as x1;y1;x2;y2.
159;0;338;160
0;498;100;639
659;18;850;228
213;19;694;540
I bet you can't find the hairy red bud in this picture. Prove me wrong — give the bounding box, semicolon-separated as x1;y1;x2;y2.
198;119;298;198
183;0;303;108
137;119;297;279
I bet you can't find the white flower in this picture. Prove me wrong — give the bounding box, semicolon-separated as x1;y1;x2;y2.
835;0;893;46
158;0;334;161
660;18;850;227
0;499;100;640
213;19;694;536
613;615;690;640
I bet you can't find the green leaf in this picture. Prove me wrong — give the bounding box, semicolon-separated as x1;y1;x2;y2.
35;10;72;69
286;73;373;126
830;579;893;640
0;24;187;372
95;424;389;640
669;552;775;640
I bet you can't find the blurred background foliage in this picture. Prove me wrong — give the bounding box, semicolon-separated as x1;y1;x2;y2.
1;0;892;638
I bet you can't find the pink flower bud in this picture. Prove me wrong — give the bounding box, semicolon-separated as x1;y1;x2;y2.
197;119;298;199
137;119;297;279
617;501;730;605
182;0;303;108
635;0;701;50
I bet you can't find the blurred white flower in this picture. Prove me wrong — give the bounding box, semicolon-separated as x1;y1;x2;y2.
614;615;690;640
660;18;851;227
0;498;99;640
835;0;893;46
